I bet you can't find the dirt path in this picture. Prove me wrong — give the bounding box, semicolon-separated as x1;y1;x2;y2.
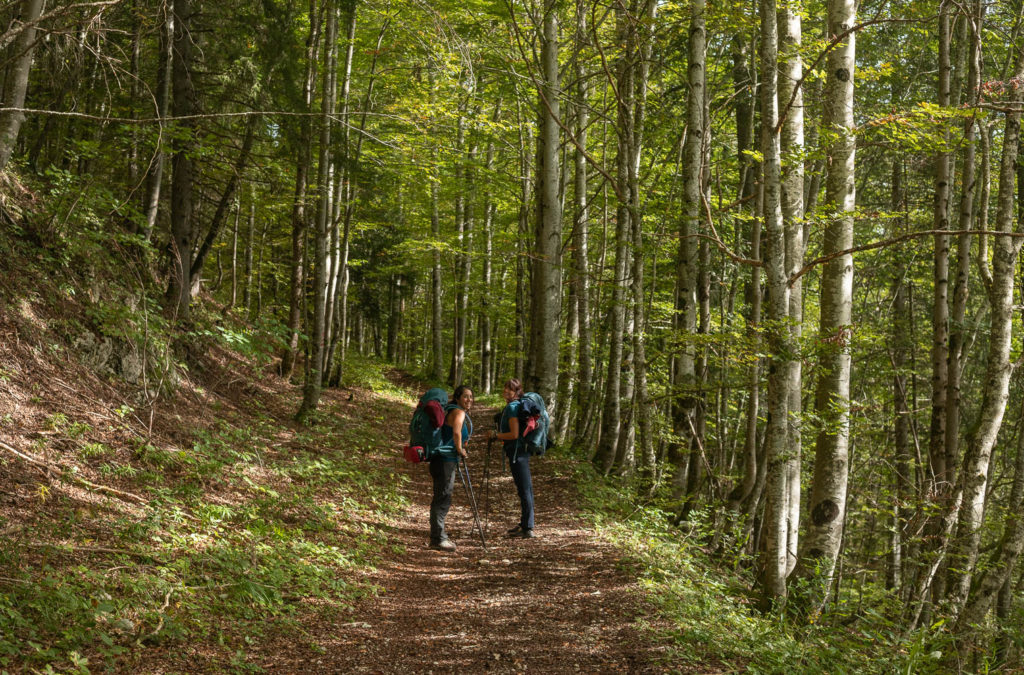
265;401;670;674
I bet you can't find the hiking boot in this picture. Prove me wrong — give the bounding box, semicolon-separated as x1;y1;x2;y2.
429;538;456;551
507;526;535;539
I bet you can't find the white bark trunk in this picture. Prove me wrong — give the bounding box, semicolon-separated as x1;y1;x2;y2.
796;0;856;614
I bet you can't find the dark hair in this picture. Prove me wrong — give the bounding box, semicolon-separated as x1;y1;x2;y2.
453;384;472;404
503;378;523;398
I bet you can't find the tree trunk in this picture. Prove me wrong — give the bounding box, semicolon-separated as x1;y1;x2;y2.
329;3;373;388
190;116;258;289
727;29;761;516
526;0;562;409
669;0;705;499
572;0;592;441
450;116;467;386
0;0;44;171
890;157;912;594
779;0;805;577
757;0;790;610
480;103;499;394
166;0;197;322
141;3;173;241
280;0;320;379
229;198;239;309
297;0;338;421
244;190;255;317
631;0;657;487
594;2;636;474
793;0;856;616
431;180;444;381
929;0;953;494
949;44;1024;617
514;103;532;384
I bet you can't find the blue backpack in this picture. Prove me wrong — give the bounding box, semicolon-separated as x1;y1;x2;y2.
405;387;448;462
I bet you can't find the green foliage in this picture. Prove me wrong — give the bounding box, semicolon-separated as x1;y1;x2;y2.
572;464;972;674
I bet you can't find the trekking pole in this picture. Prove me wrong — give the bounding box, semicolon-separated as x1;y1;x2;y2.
483;437;493;535
458;456;487;550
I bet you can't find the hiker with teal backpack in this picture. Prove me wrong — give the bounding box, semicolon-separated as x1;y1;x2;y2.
490;378;536;539
428;385;474;551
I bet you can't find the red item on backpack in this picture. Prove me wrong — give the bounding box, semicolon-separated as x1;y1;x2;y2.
403;445;426;463
424;400;445;428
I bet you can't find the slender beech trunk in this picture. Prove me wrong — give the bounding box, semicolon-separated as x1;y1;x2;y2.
450;115;467;385
330;5;374;388
668;0;705;498
949;44;1024;618
794;0;856;615
728;30;761;515
526;0;562;409
167;0;196;321
572;0;593;440
632;0;657;486
229;199;239;309
959;390;1024;629
244;191;254;316
594;3;636;474
458;136;475;385
0;0;45;171
890;157;912;594
431;181;444;381
480;103;499;394
757;0;790;610
779;0;805;577
142;4;173;241
297;0;338;420
280;0;320;379
945;1;983;553
929;1;953;495
515;102;532;383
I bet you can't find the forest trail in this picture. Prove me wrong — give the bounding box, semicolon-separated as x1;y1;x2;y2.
254;386;671;673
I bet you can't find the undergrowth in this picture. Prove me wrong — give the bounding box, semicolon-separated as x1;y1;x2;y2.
0;384;409;672
0;217;413;671
572;462;972;675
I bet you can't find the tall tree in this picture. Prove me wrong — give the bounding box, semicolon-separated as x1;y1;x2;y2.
167;0;198;321
669;0;705;498
0;0;44;171
757;0;789;609
526;0;562;410
297;0;339;420
949;37;1024;617
794;0;857;614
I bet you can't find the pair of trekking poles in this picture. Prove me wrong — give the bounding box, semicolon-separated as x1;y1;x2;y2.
456;434;495;551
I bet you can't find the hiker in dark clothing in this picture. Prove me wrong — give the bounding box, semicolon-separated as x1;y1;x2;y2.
490;378;535;538
429;385;474;551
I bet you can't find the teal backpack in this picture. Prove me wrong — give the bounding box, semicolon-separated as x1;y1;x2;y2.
518;392;551;456
405;387;449;462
